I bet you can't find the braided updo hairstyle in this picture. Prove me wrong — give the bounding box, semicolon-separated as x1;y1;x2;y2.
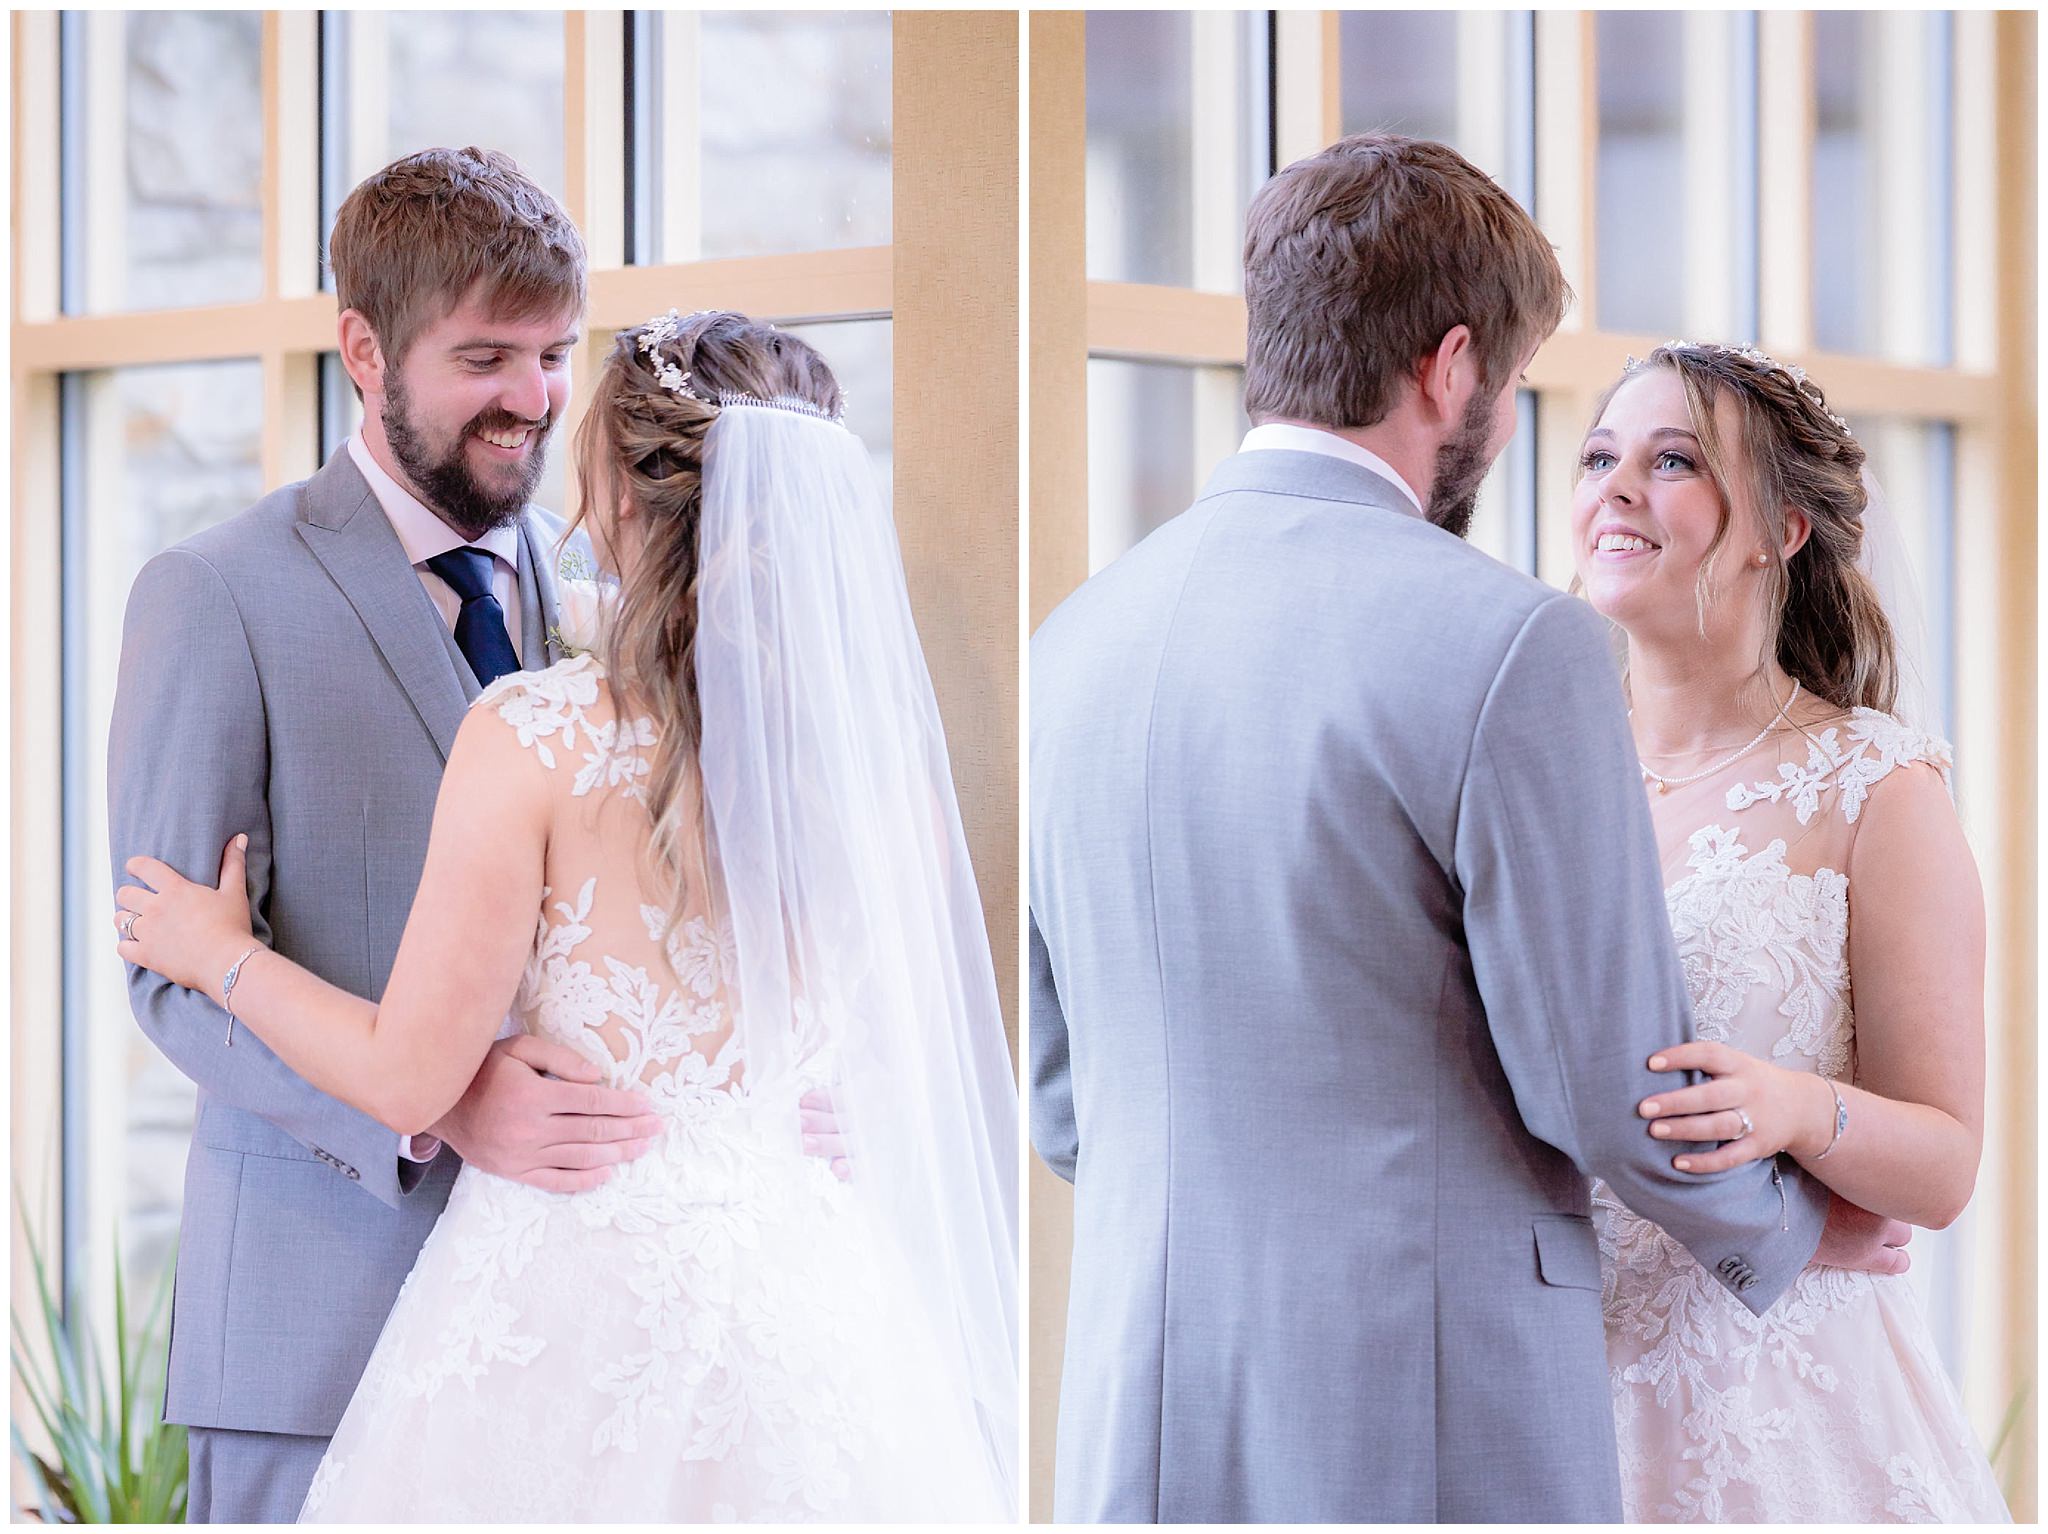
1590;342;1898;714
566;310;843;908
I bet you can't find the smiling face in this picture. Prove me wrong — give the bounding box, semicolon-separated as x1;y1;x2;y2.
367;290;581;541
1570;366;1783;651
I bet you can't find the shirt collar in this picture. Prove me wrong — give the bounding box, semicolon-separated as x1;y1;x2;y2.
346;433;522;571
1238;423;1426;519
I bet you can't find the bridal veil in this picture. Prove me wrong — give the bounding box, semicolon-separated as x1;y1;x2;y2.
693;399;1020;1512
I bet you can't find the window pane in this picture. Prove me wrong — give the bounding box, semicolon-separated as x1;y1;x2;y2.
64;361;264;1311
326;11;566;242
1595;13;1687;335
1843;415;1957;740
1340;12;1459;146
66;11;264;314
1812;14;1876;353
1471;390;1538;577
1812;13;1953;361
1338;13;1534;209
1086;358;1247;570
782;318;894;499
1086;12;1265;292
648;12;893;263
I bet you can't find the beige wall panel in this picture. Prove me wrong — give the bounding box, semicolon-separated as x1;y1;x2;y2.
891;10;1020;1055
1027;10;1086;1522
1030;12;1088;632
1980;13;2036;1516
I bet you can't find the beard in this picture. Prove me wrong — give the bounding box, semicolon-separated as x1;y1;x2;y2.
381;366;552;542
1425;385;1503;540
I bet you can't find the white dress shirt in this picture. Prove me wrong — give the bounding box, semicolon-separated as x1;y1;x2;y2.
1238;423;1426;519
347;433;529;1165
347;434;524;654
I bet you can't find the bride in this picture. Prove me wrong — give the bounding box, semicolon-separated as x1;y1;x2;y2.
113;310;1018;1521
1571;341;2007;1522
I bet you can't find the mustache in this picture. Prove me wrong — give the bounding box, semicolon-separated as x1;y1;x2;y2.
465;408;553;438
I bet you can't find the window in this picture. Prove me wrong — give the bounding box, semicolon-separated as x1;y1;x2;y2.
62;12;265;314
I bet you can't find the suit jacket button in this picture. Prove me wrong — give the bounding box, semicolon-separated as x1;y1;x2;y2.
1717;1255;1741;1276
1737;1272;1758;1292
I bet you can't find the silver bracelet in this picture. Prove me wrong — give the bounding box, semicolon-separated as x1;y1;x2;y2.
221;944;264;1047
1812;1078;1849;1160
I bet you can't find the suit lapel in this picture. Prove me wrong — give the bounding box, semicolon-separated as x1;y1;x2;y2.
517;514;562;670
296;452;469;762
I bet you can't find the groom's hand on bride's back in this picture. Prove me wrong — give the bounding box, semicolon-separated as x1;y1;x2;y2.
430;1035;663;1193
1815;1193;1914;1276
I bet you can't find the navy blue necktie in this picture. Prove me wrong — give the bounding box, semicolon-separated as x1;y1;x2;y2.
425;547;522;687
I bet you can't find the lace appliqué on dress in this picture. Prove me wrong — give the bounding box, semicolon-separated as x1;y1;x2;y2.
308;657;884;1521
1596;712;2001;1523
1724;709;1953;826
478;655;657;803
1666;828;1851;1075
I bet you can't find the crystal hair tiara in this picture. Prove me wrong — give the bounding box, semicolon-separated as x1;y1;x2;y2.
635;308;848;424
1624;339;1853;440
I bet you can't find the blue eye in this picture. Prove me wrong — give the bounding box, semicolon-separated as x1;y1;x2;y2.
1656;452;1696;472
1579;449;1616;472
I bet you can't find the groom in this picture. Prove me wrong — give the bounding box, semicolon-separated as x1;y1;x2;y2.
108;148;658;1522
1030;135;1905;1522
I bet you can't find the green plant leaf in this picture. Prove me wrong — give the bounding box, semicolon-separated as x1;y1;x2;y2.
11;1199;187;1523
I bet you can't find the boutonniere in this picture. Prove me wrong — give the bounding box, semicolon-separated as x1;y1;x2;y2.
548;578;616;659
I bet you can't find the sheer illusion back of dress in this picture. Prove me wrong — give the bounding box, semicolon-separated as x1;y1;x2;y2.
299;656;1006;1523
495;657;746;1101
1595;707;2008;1523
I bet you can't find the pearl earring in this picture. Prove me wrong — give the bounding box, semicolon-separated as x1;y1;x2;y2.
1753;552;1769;567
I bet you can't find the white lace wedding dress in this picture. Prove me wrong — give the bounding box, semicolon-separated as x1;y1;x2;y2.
299;658;1007;1522
1594;708;2009;1522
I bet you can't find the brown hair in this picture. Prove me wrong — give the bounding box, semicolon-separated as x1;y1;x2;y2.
1587;344;1897;713
568;312;843;917
327;147;587;381
1243;134;1571;427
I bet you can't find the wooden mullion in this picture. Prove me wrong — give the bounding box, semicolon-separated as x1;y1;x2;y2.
1756;10;1813;354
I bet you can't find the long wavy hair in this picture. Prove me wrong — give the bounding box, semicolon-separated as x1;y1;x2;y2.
565;311;844;915
1586;343;1898;715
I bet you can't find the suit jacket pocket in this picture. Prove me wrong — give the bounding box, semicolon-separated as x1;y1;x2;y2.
193;1097;320;1163
1532;1212;1602;1291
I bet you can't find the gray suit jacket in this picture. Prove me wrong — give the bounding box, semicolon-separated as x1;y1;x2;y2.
108;448;572;1436
1029;450;1827;1523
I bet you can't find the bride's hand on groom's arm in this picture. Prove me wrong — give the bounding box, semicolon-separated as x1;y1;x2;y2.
429;1035;666;1195
114;837;257;1001
1635;1039;1838;1171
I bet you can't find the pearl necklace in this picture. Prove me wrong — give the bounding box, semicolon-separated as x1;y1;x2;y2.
1635;679;1801;794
